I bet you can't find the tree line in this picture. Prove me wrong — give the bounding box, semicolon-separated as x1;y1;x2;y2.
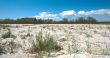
0;16;108;24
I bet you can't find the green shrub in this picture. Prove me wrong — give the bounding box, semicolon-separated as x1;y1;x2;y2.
44;36;61;52
2;29;11;38
28;31;61;54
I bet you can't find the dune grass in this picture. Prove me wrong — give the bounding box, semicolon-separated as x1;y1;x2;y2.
27;31;61;57
2;29;11;38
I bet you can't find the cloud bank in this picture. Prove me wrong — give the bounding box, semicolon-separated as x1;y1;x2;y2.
78;9;110;15
33;9;110;21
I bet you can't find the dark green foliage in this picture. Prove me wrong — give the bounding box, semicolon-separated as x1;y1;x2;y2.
75;17;85;24
61;18;69;24
44;36;61;52
2;29;11;38
87;16;97;24
0;16;100;24
0;19;15;24
29;32;61;54
16;18;36;24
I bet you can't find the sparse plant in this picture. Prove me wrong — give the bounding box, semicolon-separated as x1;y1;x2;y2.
72;42;80;53
27;31;61;57
107;27;110;29
20;33;31;39
21;35;26;39
28;29;32;32
85;33;92;37
2;29;11;38
0;25;10;29
0;45;5;55
68;39;80;54
101;44;110;55
26;32;31;37
85;40;93;54
0;41;18;54
2;41;18;54
8;41;17;53
26;29;32;37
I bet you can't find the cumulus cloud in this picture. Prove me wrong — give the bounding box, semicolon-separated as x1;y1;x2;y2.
78;9;110;15
33;12;58;19
78;11;86;15
59;10;76;17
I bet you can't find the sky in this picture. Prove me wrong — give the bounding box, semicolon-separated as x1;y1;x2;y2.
0;0;110;21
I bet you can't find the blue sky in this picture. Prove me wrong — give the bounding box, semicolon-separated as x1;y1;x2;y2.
0;0;110;21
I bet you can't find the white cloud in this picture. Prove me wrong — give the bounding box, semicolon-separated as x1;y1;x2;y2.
59;10;76;17
32;9;110;21
59;9;110;17
78;11;86;15
92;9;110;14
85;11;95;15
33;12;58;19
79;9;110;15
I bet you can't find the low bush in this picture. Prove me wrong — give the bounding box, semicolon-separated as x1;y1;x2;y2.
28;31;61;56
2;29;11;38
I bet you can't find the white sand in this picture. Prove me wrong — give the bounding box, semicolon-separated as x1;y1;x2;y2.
0;24;110;58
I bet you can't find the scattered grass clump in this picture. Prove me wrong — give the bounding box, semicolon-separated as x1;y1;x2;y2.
107;27;110;29
85;40;93;54
28;31;61;56
68;39;80;54
7;41;17;54
2;29;11;38
102;45;110;55
0;45;5;55
85;33;92;38
0;41;18;54
0;25;10;29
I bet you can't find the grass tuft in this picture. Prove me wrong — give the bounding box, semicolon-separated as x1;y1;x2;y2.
27;31;61;56
2;29;11;38
0;45;5;55
85;40;93;54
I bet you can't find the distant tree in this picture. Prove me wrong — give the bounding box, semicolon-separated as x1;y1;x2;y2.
17;18;36;24
0;16;100;24
76;17;85;24
1;18;15;24
69;19;75;24
62;18;68;24
36;19;43;24
87;16;97;24
44;19;53;24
